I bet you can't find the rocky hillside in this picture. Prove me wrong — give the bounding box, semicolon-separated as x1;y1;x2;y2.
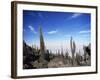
23;41;91;69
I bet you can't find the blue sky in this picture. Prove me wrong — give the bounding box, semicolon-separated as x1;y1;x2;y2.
23;10;91;54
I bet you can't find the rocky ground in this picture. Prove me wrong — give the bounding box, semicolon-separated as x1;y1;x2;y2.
23;41;91;69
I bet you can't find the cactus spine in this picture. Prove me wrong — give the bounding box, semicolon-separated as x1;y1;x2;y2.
70;37;76;65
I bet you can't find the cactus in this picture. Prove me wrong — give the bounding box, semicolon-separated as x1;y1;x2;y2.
70;37;76;65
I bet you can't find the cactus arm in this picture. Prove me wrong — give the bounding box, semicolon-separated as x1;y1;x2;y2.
73;41;76;54
70;36;73;53
70;37;76;66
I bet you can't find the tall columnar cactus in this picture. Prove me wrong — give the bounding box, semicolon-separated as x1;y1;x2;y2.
70;37;76;65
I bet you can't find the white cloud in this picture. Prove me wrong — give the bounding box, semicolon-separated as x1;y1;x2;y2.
70;13;82;19
79;30;90;34
28;25;37;34
48;30;58;34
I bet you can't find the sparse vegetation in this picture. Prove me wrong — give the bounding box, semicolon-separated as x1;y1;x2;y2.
23;37;91;69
